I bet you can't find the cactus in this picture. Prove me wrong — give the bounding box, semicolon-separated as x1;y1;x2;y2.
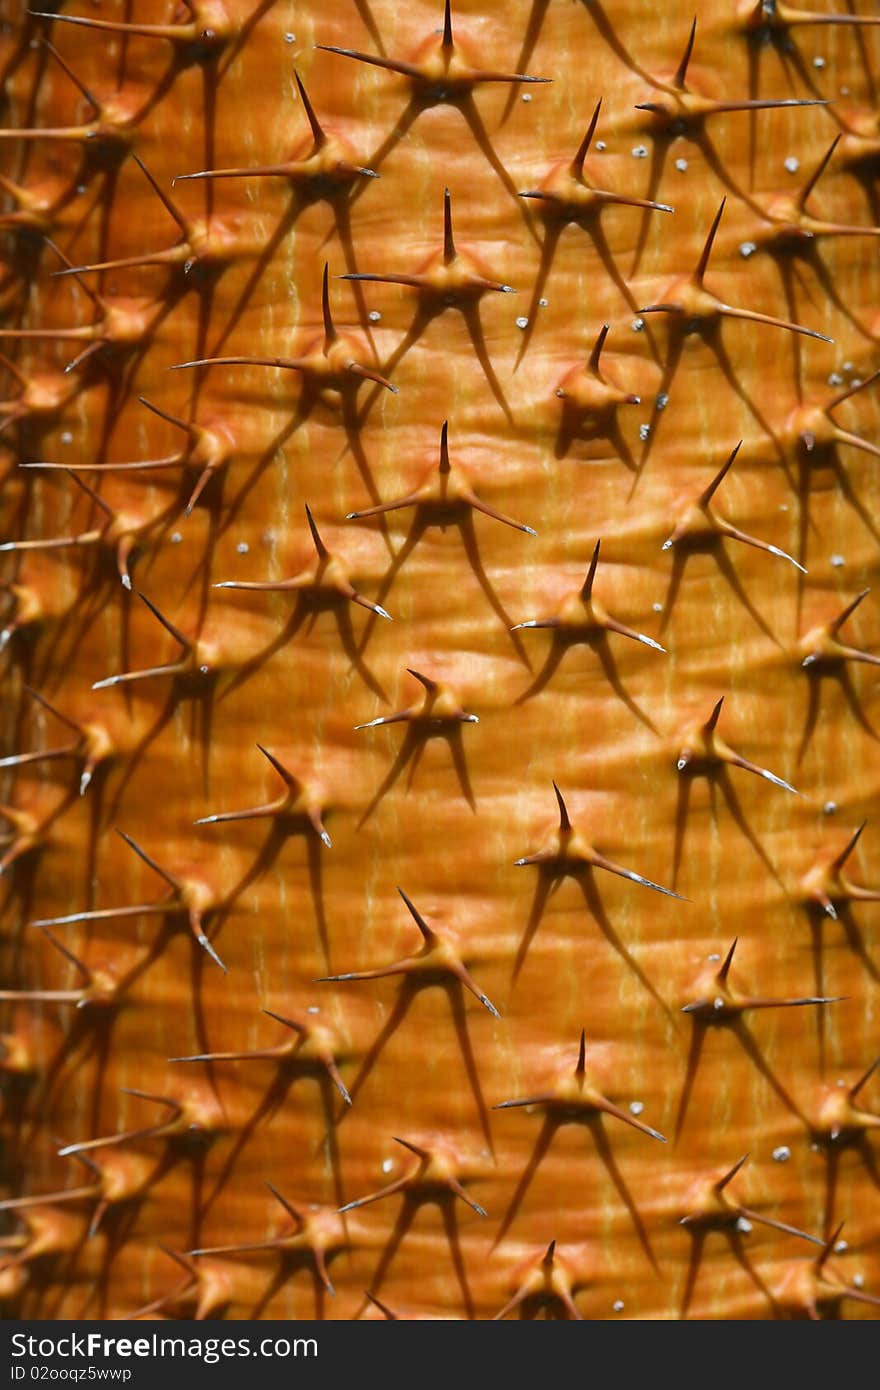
1;0;879;1321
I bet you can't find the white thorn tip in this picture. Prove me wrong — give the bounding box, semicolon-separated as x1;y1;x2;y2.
760;768;798;794
198;934;227;972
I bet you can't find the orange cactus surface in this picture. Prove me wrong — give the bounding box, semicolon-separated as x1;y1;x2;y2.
1;0;880;1321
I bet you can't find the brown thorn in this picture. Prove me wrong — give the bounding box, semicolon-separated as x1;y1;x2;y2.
576;1030;586;1077
716;1152;749;1191
254;743;298;790
700;441;742;506
313;44;423;82
832;589;870;634
293;70;326;150
259;1008;305;1039
42;38;98;112
674;16;697;90
22;684;82;737
393;1135;430;1160
552;781;571;832
265;1181;304;1229
321;263;336;349
443;188;456;265
135;590;191;652
129;151;188;235
44;236;101;308
115;828;180;893
138;395;197;439
304;504;328;560
588;323;609;375
439;420;451;473
37;925;90;981
851;1055;880;1100
799;135;841;211
396;887;433;943
64;468;114;520
827;364;880;411
719;938;738;982
818;1222;845;1273
364;1291;397;1319
406;667;437;693
705;696;724;732
442;0;453;49
833;821;867;872
572;100;602;179
696;199;726;284
580;539;601;601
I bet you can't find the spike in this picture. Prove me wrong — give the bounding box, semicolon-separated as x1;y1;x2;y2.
443;187;456;264
673;16;698;89
580;540;601;601
294;69;325;149
552;781;571;834
719;938;738;982
321;263;336;349
572;100;602;179
696;199;726;286
705;697;724;732
442;0;453;47
700;442;742;506
716;1152;749;1191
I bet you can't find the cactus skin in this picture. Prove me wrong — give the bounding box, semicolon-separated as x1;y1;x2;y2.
1;0;880;1321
